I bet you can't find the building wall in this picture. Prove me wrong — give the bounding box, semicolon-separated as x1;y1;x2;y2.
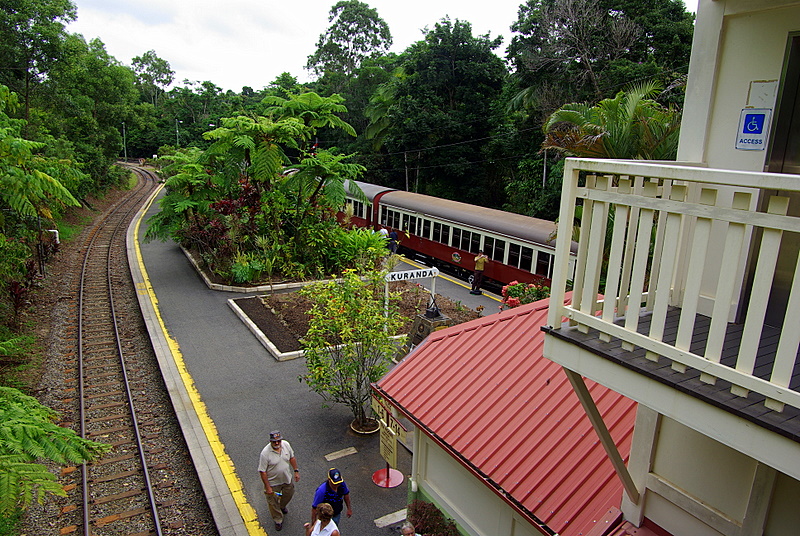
632;415;800;536
652;418;756;519
764;472;800;535
411;431;542;536
679;0;800;170
704;3;800;171
676;0;800;316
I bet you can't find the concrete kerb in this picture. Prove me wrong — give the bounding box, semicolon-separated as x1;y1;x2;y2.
181;247;311;293
126;185;259;536
227;298;303;362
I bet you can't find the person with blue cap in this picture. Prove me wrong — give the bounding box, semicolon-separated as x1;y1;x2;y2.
311;468;352;526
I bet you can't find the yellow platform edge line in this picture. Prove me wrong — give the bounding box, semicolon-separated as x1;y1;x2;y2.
133;184;267;536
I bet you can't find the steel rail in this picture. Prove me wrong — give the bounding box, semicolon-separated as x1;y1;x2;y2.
76;166;163;535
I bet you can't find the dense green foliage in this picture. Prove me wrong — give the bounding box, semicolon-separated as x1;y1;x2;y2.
0;386;109;519
300;269;406;426
543;81;681;159
145;93;386;283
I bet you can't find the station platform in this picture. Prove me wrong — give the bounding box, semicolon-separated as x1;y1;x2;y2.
126;186;501;535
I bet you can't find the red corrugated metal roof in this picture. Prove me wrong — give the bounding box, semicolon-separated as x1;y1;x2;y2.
374;298;638;536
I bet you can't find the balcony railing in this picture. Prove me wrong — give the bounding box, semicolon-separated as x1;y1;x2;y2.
547;158;800;414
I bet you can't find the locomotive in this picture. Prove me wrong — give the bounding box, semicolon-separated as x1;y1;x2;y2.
343;181;577;293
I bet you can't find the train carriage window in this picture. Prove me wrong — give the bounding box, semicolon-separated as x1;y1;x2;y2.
452;228;462;248
433;222;442;243
387;209;400;229
484;237;495;258
536;252;554;278
403;215;417;235
348;200;363;219
493;239;506;262
422;219;431;239
509;244;521;268
410;216;418;235
460;229;472;251
441;224;450;245
379;206;387;226
470;232;481;254
520;246;534;272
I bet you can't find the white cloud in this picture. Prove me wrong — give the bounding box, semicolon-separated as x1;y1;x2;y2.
67;0;698;92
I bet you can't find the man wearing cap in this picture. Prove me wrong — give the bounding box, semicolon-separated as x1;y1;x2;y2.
311;468;352;526
258;431;300;531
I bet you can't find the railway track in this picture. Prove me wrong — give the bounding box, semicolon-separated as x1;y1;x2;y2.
58;167;166;536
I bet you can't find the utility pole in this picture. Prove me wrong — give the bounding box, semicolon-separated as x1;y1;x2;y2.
175;119;182;146
122;122;127;162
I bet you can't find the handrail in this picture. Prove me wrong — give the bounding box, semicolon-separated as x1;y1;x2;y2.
547;158;800;413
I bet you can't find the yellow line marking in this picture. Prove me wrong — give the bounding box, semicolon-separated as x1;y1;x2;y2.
133;184;267;536
398;256;503;303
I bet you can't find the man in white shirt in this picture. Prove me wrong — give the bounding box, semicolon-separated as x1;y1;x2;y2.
258;430;300;531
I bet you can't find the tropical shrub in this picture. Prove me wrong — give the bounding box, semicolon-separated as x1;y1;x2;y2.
300;269;406;428
0;387;110;518
145;93;377;285
407;499;460;536
501;280;550;308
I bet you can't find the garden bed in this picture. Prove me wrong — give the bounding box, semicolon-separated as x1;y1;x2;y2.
232;281;481;355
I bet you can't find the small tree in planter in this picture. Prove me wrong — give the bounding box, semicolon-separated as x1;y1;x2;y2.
300;269;406;432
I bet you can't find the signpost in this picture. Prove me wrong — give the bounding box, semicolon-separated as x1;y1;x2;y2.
384;266;440;323
371;394;406;488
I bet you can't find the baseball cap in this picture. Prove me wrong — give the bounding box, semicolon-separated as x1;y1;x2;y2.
269;431;282;442
328;468;343;484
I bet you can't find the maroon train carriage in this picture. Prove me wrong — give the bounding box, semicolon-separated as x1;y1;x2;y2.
343;181;577;293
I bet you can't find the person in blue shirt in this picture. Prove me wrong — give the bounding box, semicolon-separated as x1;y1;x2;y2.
311;468;352;526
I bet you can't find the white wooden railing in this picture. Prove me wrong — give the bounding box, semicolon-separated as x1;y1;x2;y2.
547;158;800;413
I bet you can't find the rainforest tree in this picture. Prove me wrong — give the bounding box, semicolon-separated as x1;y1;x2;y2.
373;19;507;206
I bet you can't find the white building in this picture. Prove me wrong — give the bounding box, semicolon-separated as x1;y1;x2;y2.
543;1;800;535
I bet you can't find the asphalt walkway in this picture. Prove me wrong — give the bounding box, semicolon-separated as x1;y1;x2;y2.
126;185;502;535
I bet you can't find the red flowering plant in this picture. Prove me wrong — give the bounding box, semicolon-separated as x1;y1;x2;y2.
501;280;550;309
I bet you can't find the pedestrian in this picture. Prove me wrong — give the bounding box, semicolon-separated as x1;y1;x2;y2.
304;502;340;536
388;229;399;253
400;521;421;536
471;250;488;294
258;430;300;531
311;468;352;526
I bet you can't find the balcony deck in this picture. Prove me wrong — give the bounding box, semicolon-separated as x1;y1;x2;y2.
543;306;800;443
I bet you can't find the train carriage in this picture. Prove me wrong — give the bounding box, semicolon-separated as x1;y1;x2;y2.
343;180;577;292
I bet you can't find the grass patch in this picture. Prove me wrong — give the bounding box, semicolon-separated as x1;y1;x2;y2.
126;171;138;190
57;218;88;243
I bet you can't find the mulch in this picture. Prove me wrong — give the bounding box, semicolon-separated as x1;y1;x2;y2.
234;281;481;354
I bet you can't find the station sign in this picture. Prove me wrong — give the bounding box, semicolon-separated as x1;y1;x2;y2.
385;267;439;282
379;425;397;468
371;394;407;440
735;108;771;150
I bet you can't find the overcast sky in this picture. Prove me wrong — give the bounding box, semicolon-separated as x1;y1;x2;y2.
66;0;699;93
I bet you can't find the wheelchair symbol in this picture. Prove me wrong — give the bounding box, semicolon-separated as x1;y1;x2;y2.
744;114;764;134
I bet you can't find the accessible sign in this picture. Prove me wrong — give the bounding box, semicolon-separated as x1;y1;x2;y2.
735;108;771;150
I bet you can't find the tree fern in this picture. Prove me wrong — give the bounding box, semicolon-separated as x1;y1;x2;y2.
0;387;109;515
